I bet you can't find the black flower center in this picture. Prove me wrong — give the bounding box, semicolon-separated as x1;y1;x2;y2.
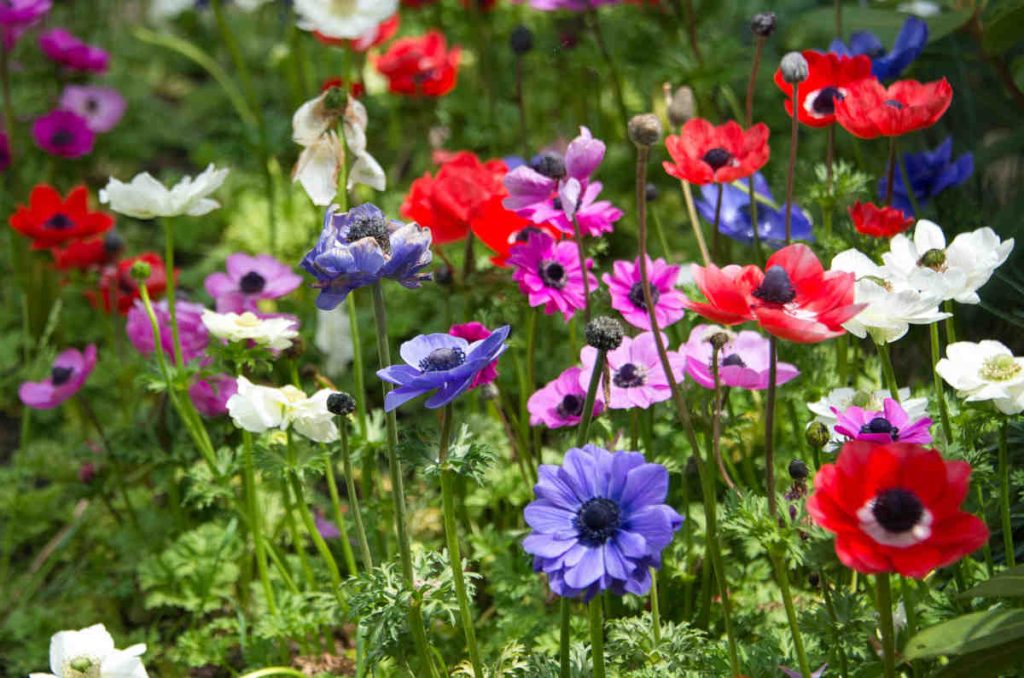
613;363;645;388
85;97;100;114
103;231;124;254
702;147;733;171
885;99;904;110
513;226;541;243
51;128;75;147
627;282;659;310
529;151;566;180
45;213;74;230
861;417;900;440
551;197;563;211
347;213;391;253
239;271;266;294
872;488;924;534
556;394;584;418
419;347;466;373
539;260;566;289
810;86;845;115
51;366;74;386
721;353;746;367
752;266;797;305
576;497;621;545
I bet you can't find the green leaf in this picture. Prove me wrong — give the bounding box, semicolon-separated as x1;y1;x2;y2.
904;608;1024;660
785;8;972;46
982;2;1024;56
935;639;1024;678
960;565;1024;598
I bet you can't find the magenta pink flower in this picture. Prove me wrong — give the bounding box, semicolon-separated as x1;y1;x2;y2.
528;365;604;429
32;109;94;158
1;0;51;50
516;181;623;238
126;299;210;364
19;344;97;410
832;397;932;444
59;85;125;133
449;321;500;388
682;324;800;391
204;253;303;314
0;132;9;172
508;230;597;322
189;374;238;417
580;332;686;410
602;256;686;331
39;28;108;72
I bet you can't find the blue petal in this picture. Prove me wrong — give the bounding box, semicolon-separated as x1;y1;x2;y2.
874;16;928;80
423;375;475;408
849;31;884;58
564;547;605;589
384;384;429;411
398;333;469;368
619;463;668;512
525;502;576;533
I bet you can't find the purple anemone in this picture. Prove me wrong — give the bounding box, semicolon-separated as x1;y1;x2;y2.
579;332;686;410
125;299;210;364
189;374;238;417
32;109;94;158
377;325;511;411
39;28;109;72
0;132;9;172
602;255;686;330
205;252;303;313
682;324;800;391
516;180;623;238
508;230;596;322
19;344;97;410
59;85;126;134
528;366;604;429
522;444;683;600
832;397;932;445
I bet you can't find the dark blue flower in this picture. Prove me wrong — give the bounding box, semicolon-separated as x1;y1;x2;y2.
377;326;511;410
300;203;433;310
877;137;974;217
695;173;814;245
829;16;928;80
522;445;682;600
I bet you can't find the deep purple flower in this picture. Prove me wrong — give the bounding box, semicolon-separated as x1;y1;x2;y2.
508;230;597;322
832;397;932;444
39;28;109;72
32;109;94;159
19;344;97;409
682;324;800;391
0;132;9;172
189;374;237;417
126;299;210;364
205;252;303;313
449;322;500;388
830;15;928;80
522;444;682;600
579;332;686;410
528;366;604;429
376;325;511;411
602;256;686;330
59;85;126;134
0;0;50;50
300;203;433;310
877;138;974;218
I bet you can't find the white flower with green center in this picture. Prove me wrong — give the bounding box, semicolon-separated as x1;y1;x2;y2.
883;219;1014;304
202;310;298;351
936;340;1024;414
226;377;339;442
293;0;397;40
30;624;147;678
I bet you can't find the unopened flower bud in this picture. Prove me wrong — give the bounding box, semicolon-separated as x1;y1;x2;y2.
323;85;347;111
327;391;357;416
645;182;659;202
509;25;534;55
130;260;151;281
479;383;500;401
805;421;831;449
780;52;809;84
585;316;624;351
708;331;731;351
435;264;454;286
628;113;663;147
750;12;777;38
667;86;696;127
788;458;809;481
103;231;124;256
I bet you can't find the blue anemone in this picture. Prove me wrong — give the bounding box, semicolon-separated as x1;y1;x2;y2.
829;16;929;80
695;172;814;245
877;138;974;217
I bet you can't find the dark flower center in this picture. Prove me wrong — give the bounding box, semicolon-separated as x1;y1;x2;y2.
45;213;74;230
51;366;74;386
239;271;266;294
514;226;541;243
104;231;124;254
752;266;797;305
810;86;845;115
885;99;904;110
551;197;563;211
556;394;584;419
613;363;645;388
419;347;466;373
85;97;100;114
872;488;924;533
529;151;566;180
539;260;566;289
347;212;391;253
861;416;900;440
627;282;659;310
51;129;75;147
576;497;621;545
721;353;746;367
702;147;733;171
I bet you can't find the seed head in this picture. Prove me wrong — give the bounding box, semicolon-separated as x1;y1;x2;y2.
628;113;663;147
788;458;809;481
750;12;777;38
130;260;152;281
780;52;809;84
585;316;624;351
667;86;696;127
805;421;831;449
509;25;534;55
327;391;357;416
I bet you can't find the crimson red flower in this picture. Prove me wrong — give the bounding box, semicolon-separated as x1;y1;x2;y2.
375;31;461;97
89;252;170;315
774;51;873;127
52;235;122;271
683;243;864;343
401;151;508;244
320;77;365;99
849;201;914;238
835;78;953;139
314;13;399;51
807;442;988;578
663;118;770;185
9;184;113;249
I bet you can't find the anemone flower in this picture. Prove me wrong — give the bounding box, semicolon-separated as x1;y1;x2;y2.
694;173;814;244
125;299;209;364
508;230;596;322
936;340;1024;415
100;165;228;219
877;138;973;218
829;15;928;80
833;397;932;444
293;0;397;40
602;256;686;330
528;366;604;429
682;324;799;391
579;332;686;410
449;322;500;388
32;109;94;158
59;85;126;133
28;623;147;678
204;253;302;313
19;345;97;410
38;28;108;72
9;184;113;249
522;444;683;599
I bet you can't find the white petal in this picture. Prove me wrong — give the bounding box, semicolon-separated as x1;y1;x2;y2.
293;134;343;206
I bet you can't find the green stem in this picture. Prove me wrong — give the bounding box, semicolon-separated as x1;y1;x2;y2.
281;476;316;589
943;300;957;344
999;420;1015;567
900;577;919;641
339;420;373;570
896;150;923;218
588;596;606;678
929;323;953;444
571;216;591;323
287;468;342;593
650;568;662;646
877;341;900;402
439;405;484;677
559;597;572;678
238;668;307;678
575;349;606;447
711;183;724;263
748;175;766;267
876;573;897;678
346;294;368;437
884;137;897;207
369;282;438;678
162;219;184;367
773;552;812;678
324;444;358;578
243;431;277;614
0;47;16;158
